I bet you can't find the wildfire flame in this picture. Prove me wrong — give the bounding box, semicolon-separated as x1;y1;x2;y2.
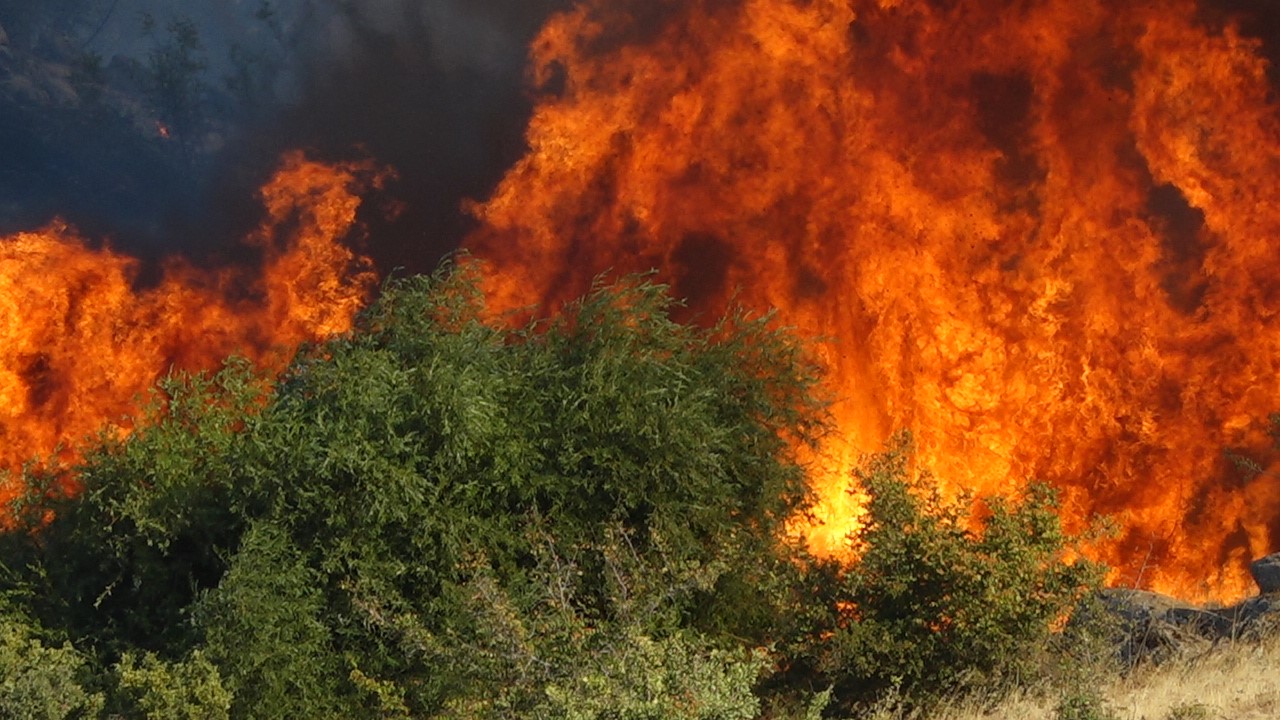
0;152;377;503
5;0;1278;603
466;0;1280;601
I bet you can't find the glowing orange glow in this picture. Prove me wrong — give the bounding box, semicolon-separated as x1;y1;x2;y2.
467;0;1280;601
0;152;377;504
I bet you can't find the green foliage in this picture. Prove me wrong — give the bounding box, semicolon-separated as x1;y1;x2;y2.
0;266;1111;717
430;519;765;717
368;518;771;719
194;522;341;718
1054;688;1119;720
114;650;231;719
535;632;766;720
0;264;829;717
789;432;1104;709
0;359;265;656
0;612;103;719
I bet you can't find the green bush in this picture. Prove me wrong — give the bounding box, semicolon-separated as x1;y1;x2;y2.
0;265;1109;717
0;264;828;717
0;360;264;658
0;612;103;719
536;631;766;720
1054;688;1119;720
786;432;1104;710
114;650;232;719
412;521;769;719
193;522;340;718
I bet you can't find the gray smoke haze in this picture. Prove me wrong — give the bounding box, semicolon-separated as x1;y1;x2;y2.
0;0;568;273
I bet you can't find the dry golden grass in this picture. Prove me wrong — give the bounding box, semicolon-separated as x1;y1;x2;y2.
864;634;1280;720
1103;638;1280;720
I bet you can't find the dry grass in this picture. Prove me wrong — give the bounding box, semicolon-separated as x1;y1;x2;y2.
1103;638;1280;720
863;634;1280;720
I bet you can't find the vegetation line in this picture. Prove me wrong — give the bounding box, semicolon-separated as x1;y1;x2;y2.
0;264;1266;719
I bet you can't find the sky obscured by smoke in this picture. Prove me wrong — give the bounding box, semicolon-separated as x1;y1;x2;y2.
0;0;567;272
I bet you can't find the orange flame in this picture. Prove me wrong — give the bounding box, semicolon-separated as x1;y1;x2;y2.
467;0;1280;601
0;152;377;503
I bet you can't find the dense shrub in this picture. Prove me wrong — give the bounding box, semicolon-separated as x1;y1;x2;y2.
0;611;103;719
0;265;1105;717
0;263;828;716
113;650;231;720
783;433;1105;711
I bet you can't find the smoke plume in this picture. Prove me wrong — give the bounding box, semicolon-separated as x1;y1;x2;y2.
0;0;567;272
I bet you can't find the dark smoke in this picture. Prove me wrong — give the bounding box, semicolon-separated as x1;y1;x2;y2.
1;0;1277;276
0;0;568;273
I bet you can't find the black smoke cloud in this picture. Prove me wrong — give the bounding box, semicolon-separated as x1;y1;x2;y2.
0;0;568;273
